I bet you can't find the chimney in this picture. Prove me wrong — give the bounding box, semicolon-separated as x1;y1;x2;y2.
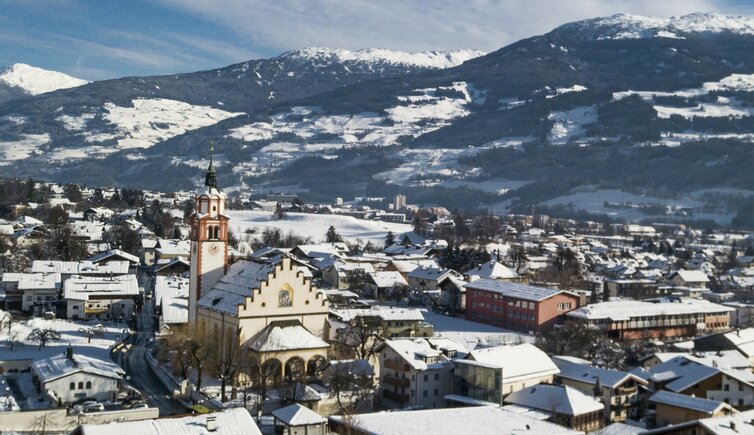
66;344;74;360
206;415;217;432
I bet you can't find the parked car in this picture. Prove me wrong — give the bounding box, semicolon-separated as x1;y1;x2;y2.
83;402;104;413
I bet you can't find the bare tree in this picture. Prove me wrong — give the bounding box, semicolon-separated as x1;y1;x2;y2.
327;361;375;416
78;324;104;344
335;315;384;360
210;326;243;402
27;328;61;350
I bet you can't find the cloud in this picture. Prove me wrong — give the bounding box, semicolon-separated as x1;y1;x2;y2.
157;0;723;53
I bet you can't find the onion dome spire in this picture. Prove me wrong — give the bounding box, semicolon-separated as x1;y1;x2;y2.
205;142;217;188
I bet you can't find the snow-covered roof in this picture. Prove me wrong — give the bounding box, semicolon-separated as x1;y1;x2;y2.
272;403;326;426
32;352;124;383
650;350;751;370
553;357;647;389
155;239;190;256
389;259;438;273
293;243;347;258
466;279;570;302
697;409;754;435
31;260;129;275
567;298;734;322
595;422;645;435
650;390;728;414
504;384;604;416
331;306;425;322
671;269;711;283
364;271;406;290
247;320;329;353
407;266;453;281
87;249;139;265
63;274;139;301
464;343;559;383
633;356;720;392
197;260;277;315
80;408;260;435
465;260;519;280
381;339;446;371
2;272;61;290
720;328;754;357
330;406;581;435
154;276;189;325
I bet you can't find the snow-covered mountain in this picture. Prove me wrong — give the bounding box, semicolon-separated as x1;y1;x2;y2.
4;14;754;226
0;63;88;96
283;47;484;69
559;12;754;40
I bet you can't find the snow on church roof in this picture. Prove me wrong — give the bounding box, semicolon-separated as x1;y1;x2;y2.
247;320;329;352
197;260;276;315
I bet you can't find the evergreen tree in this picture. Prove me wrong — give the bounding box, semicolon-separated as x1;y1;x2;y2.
326;225;343;243
385;231;395;247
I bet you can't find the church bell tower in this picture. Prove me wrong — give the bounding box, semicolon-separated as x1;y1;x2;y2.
188;146;229;325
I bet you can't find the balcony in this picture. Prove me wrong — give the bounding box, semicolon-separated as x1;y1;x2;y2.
617;386;637;395
85;306;108;314
383;389;410;403
383;374;410;388
384;359;410;372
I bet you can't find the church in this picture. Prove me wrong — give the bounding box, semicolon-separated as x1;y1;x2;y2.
188;155;330;383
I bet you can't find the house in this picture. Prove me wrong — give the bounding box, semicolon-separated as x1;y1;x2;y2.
694;328;754;365
154;257;190;276
406;267;458;291
669;270;710;289
465;279;580;333
77;408;261;435
154;239;190;263
31;347;124;404
330;307;433;340
553;356;648;423
153;276;189;333
464;260;521;282
64;274;140;321
721;302;754;327
328;406;582;435
604;279;660;300
321;261;375;290
272;403;327;435
650;390;736;427
365;271;408;299
639;409;754;435
1;272;61;314
452;343;559;405
504;384;605;432
377;338;453;409
566;299;734;340
86;249;140;267
632;356;754;409
83;207;115;221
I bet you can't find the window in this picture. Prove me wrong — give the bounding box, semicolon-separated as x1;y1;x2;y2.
434;389;439;396
78;382;84;389
423;390;428;397
434;374;440;381
70;382;75;390
724;384;730;391
738;399;744;407
86;381;92;389
423;374;428;382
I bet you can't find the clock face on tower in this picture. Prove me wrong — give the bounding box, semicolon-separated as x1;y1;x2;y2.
208;245;220;255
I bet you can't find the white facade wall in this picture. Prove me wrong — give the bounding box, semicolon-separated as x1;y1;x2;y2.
707;374;754;408
42;372;118;403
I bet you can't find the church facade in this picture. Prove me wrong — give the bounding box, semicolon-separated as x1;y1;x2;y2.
189;156;330;383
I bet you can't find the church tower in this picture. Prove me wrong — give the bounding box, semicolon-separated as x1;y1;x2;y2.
188;147;229;325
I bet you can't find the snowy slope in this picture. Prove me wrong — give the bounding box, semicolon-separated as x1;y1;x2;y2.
561;12;754;40
227;210;412;244
0;63;88;95
283;47;484;69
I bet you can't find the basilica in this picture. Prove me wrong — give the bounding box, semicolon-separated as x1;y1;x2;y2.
188;156;330;383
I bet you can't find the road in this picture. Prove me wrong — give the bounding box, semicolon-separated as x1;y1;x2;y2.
118;277;187;416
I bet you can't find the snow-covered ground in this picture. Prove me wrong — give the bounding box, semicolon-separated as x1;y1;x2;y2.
548;106;597;144
0;309;127;362
0;63;88;95
227;210;412;244
227;82;482;179
0;134;49;164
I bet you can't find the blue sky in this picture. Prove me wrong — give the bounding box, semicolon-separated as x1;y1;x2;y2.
1;0;752;80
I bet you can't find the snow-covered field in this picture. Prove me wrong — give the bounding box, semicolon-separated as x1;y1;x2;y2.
548;106;597;144
227;82;482;179
0;310;127;362
0;134;49;164
227;210;412;244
